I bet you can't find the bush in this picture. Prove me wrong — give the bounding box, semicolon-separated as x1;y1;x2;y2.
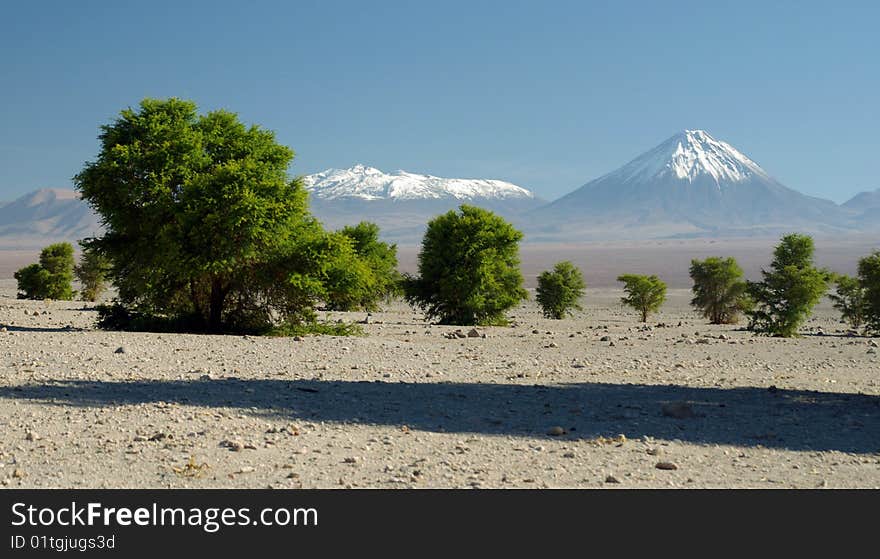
324;222;401;311
14;264;50;300
14;242;75;300
404;205;528;325
617;274;666;322
859;251;880;334
536;261;586;319
746;234;830;337
829;274;867;330
74;244;111;301
689;257;751;324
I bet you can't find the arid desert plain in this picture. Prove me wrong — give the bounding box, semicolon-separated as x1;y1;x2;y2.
1;239;879;489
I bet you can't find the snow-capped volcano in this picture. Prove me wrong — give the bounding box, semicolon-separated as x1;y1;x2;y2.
609;129;771;185
529;129;850;239
304;164;535;201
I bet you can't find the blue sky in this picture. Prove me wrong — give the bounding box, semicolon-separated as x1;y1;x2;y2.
1;0;877;203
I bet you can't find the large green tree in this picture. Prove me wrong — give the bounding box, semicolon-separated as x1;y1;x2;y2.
536;261;586;319
746;234;829;337
14;242;75;300
858;251;880;334
689;257;751;324
617;274;666;322
74;97;350;332
404;205;528;325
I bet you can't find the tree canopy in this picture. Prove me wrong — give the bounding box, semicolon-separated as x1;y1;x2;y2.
829;274;867;330
536;261;586;319
325;222;401;311
858;251;880;334
746;234;829;337
689;256;751;324
617;274;666;322
404;205;528;325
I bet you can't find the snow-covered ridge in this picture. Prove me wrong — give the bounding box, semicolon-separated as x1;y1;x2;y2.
606;129;771;185
303;164;535;201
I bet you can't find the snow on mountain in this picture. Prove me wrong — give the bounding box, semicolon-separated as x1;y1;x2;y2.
528;129;851;239
606;129;771;185
303;164;535;201
301;165;542;242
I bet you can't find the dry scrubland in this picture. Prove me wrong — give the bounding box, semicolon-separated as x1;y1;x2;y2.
6;235;877;289
405;236;878;287
0;278;878;489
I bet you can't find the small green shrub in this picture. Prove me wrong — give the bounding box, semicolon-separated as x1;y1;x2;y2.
858;251;880;334
746;234;829;337
74;245;111;301
536;261;586;319
689;256;752;324
617;274;666;322
14;242;75;300
829;274;867;330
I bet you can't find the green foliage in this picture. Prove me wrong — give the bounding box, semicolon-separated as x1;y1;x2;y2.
14;264;51;300
617;274;666;322
536;261;586;319
14;242;75;300
324;222;401;311
404;205;528;325
746;234;830;337
829;274;867;330
689;257;752;324
266;319;364;337
74;244;111;301
858;251;880;334
75;97;362;334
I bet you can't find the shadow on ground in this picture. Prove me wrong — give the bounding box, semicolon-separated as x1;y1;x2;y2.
1;378;877;453
3;325;84;333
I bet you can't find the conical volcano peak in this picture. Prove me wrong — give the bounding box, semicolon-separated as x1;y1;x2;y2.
669;129;726;146
609;129;771;185
532;128;854;238
680;129;711;140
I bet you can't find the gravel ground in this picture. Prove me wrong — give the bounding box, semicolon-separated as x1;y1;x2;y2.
0;281;878;489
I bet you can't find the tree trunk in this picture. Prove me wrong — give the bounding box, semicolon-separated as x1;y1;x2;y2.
190;281;202;319
208;278;226;332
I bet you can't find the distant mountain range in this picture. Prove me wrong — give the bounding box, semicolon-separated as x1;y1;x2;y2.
303;164;544;239
304;164;537;202
0;189;101;248
842;187;880;226
1;131;876;246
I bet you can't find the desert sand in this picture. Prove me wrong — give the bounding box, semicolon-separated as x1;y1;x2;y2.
0;277;878;489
